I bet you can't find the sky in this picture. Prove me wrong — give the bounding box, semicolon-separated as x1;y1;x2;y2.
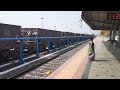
0;11;101;35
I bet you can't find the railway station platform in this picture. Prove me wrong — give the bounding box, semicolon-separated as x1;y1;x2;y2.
46;36;120;79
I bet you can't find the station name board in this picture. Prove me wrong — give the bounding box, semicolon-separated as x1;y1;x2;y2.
107;13;120;20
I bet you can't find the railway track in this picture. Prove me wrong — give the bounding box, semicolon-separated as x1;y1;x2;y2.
14;41;88;79
0;47;60;72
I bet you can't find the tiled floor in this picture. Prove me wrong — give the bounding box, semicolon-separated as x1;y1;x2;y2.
87;36;120;79
46;36;120;79
46;38;97;79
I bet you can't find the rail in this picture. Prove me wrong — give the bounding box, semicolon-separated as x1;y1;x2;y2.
0;36;94;64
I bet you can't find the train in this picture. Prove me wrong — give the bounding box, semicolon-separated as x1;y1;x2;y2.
21;28;77;52
0;23;21;60
0;23;93;62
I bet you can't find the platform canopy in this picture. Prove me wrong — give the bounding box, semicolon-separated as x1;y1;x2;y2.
81;11;120;30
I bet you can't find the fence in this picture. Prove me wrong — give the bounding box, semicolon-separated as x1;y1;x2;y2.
0;36;93;64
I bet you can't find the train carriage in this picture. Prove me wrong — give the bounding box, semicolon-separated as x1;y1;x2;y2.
0;23;21;60
21;28;60;52
0;23;93;63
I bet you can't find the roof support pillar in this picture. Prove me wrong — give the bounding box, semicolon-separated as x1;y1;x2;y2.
109;30;112;41
112;30;116;41
119;27;120;43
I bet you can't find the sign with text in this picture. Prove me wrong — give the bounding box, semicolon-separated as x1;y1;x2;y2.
107;13;120;20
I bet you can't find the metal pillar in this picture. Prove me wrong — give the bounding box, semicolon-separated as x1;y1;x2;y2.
70;37;71;44
54;38;56;51
60;38;62;49
66;37;68;45
48;31;50;52
36;39;39;57
112;30;116;41
19;40;24;64
48;38;50;52
119;27;120;43
64;37;66;47
109;30;112;41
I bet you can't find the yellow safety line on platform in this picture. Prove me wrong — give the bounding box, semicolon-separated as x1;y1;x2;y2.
54;45;88;79
46;37;99;79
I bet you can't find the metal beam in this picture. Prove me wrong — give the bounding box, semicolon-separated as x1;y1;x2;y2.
81;11;120;30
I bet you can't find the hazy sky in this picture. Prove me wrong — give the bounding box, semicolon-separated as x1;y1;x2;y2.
0;11;100;35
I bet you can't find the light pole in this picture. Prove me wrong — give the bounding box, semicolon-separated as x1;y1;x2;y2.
70;28;71;32
41;18;44;28
66;26;67;37
55;26;56;30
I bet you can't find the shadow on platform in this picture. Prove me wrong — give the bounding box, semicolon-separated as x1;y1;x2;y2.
93;60;111;62
94;57;113;61
103;41;120;63
81;60;92;79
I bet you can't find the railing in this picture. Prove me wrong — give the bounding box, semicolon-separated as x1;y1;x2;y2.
0;36;94;64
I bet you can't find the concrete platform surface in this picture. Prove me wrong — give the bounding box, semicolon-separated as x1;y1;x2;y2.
83;36;120;79
88;37;120;79
46;36;120;79
46;37;99;79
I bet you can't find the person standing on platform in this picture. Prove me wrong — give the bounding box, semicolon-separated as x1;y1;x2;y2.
88;37;95;61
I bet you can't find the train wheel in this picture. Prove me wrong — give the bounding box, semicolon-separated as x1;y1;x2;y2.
0;53;6;63
7;49;20;59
